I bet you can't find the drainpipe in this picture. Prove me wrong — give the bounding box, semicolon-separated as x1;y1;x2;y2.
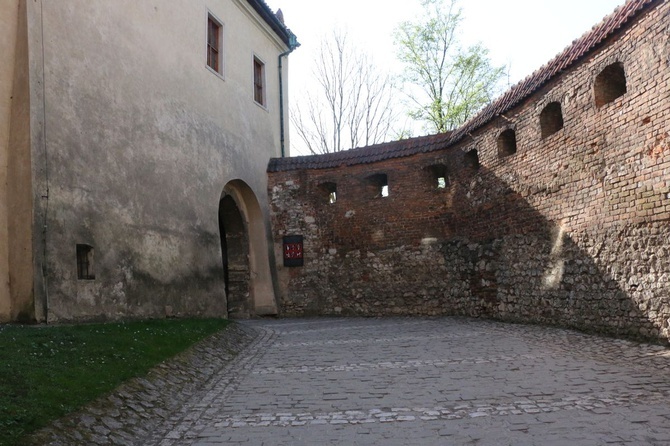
278;32;300;158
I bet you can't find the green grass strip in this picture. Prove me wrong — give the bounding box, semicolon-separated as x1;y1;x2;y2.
0;318;229;445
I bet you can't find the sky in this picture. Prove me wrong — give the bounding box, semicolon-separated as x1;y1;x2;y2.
268;0;624;154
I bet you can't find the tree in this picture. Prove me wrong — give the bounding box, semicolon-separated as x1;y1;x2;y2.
291;31;399;155
394;0;505;133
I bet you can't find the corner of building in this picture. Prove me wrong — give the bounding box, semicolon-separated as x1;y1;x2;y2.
1;0;38;323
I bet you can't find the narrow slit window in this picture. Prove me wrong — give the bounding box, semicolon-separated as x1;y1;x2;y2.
253;57;265;106
207;15;223;75
76;244;95;280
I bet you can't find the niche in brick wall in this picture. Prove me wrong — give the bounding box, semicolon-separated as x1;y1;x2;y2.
319;181;337;204
497;129;517;157
540;102;564;139
594;62;626;107
464;149;480;170
366;173;389;198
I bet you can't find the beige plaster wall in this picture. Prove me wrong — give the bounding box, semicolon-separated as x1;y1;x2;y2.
35;0;289;321
0;0;20;322
1;0;35;323
8;0;36;322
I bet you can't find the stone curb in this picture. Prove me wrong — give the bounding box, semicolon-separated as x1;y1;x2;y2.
27;322;260;446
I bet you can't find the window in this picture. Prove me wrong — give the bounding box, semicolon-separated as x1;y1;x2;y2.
498;129;517;157
76;244;95;280
540;102;564;139
320;182;337;204
594;62;626;107
367;174;388;198
426;164;448;189
207;14;223;75
253;56;266;106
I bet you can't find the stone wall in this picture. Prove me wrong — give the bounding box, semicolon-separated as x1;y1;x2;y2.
268;1;670;340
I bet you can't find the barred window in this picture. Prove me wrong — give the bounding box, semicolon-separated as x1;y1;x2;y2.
76;244;95;280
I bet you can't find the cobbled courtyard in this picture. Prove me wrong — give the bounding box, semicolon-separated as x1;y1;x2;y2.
36;318;670;445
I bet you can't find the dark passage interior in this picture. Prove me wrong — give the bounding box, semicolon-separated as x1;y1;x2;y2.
218;195;251;319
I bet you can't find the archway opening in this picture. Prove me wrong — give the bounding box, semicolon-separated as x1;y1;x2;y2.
218;195;251;318
218;180;278;319
594;62;626;108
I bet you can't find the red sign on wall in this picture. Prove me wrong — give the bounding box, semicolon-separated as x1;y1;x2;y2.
283;235;304;267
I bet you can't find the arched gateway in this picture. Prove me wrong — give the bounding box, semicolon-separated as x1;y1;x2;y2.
218;180;277;318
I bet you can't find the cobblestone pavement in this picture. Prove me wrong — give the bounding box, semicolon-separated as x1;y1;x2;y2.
149;317;670;446
35;317;670;445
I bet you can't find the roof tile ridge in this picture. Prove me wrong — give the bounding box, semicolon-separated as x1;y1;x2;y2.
449;0;655;145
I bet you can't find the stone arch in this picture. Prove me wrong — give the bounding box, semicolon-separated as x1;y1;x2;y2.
218;180;277;318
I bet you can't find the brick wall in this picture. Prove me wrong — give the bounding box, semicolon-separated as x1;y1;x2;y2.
268;1;670;340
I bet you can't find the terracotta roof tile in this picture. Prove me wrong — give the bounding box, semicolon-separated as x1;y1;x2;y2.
268;0;658;173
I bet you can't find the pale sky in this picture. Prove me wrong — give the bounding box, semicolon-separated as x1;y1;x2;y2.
268;0;624;154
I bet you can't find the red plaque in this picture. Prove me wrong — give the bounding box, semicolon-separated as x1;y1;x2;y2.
283;235;304;267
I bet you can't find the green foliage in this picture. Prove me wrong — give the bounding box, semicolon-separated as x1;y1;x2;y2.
0;318;228;445
395;0;506;133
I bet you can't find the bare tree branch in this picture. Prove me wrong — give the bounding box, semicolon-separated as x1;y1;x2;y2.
291;30;402;155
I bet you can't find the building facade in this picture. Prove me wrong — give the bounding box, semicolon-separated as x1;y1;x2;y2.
0;0;297;322
268;0;670;341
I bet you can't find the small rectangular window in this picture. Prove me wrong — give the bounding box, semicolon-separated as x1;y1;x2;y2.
76;244;95;280
427;164;448;189
320;182;337;205
367;173;389;198
254;56;265;106
207;15;223;75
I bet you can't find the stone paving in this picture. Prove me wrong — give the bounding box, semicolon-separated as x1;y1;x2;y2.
34;317;670;445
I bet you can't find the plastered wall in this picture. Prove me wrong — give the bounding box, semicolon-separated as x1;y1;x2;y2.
0;0;19;321
26;0;288;321
1;0;35;322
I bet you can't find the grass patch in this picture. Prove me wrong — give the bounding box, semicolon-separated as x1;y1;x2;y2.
0;318;229;445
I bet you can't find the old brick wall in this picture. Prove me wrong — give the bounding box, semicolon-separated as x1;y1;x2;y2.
269;1;670;340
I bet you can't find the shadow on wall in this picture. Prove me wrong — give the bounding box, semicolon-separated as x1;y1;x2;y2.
274;158;668;341
445;163;663;340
